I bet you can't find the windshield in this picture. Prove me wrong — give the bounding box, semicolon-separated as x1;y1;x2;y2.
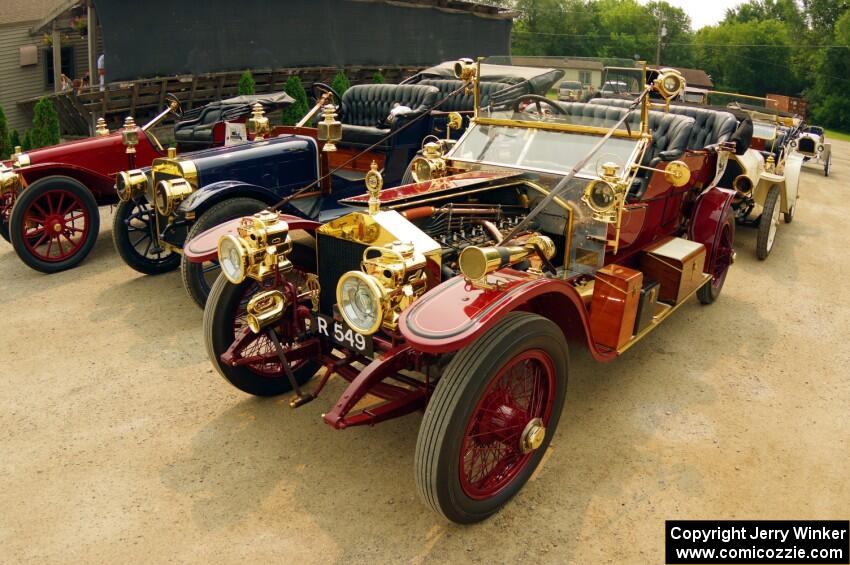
752;122;777;140
451;122;640;177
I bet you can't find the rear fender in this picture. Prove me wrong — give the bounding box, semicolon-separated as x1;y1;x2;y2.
19;164;115;201
183;213;320;263
399;271;615;362
688;186;735;273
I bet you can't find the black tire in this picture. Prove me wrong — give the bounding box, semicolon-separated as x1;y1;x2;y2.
824;156;831;177
0;216;9;243
783;201;796;224
112;198;181;275
415;312;568;524
181;197;267;308
9;176;99;273
698;216;734;305
204;273;320;397
756;185;781;260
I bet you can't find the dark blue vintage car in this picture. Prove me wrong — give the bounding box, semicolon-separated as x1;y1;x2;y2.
113;63;564;307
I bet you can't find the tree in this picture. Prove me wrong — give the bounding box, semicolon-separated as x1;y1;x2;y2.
280;76;309;126
0;106;9;160
9;130;21;152
238;70;255;95
373;71;386;84
646;1;695;67
22;131;32;151
331;70;351;96
30;97;60;149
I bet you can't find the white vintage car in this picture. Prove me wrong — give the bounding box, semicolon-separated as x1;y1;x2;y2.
791;125;831;176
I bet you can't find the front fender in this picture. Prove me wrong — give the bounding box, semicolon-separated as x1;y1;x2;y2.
177;180;280;216
18;163;116;200
183;213;321;263
400;271;615;361
688;186;735;273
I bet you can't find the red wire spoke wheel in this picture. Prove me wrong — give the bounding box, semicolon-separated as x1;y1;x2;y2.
9;176;99;273
204;267;319;397
698;216;734;305
416;312;568;524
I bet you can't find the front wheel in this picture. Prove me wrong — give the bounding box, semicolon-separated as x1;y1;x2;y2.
112;197;181;275
204;274;319;397
181;197;267;308
824;155;831;177
756;185;781;260
9;176;100;273
698;217;734;305
415;312;568;524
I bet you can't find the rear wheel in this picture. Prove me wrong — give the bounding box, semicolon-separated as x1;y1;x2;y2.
181;197;267;308
756;185;780;260
415;312;568;523
698;217;734;305
112;197;180;275
9;176;99;273
204;273;319;397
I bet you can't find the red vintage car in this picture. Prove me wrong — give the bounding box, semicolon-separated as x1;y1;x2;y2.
0;93;292;273
192;62;738;523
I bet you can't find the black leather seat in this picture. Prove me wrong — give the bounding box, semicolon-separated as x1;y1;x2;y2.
338;84;440;146
590;98;738;150
554;101;694;165
417;79;508;112
174;107;227;145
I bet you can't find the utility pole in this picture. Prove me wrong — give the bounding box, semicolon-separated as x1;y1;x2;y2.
655;14;667;66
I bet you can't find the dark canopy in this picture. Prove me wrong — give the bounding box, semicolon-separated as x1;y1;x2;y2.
93;0;513;82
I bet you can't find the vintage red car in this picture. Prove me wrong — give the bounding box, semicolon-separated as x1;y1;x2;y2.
192;62;737;522
0;93;291;273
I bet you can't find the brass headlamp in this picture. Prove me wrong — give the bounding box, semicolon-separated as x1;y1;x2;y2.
218;211;293;284
246;103;270;140
95;117;110;136
318;104;342;152
154;178;194;215
653;68;686;101
453;58;477;83
336;241;429;335
122;116;140;154
246;290;288;334
116;169;149;202
0;163;21;196
409;141;447;183
459;234;556;285
582;162;627;223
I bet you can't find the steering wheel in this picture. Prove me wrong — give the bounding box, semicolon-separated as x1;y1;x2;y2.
311;82;341;107
513;95;565;117
165;93;184;119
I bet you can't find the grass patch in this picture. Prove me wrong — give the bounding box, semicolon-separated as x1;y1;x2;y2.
825;129;850;142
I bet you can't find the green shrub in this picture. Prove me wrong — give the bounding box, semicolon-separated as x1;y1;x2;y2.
0;106;8;159
238;70;256;95
331;70;351;96
9;130;21;152
30;97;60;149
373;71;386;84
22;131;32;151
280;76;309;126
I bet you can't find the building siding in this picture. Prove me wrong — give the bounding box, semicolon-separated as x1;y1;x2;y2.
0;22;100;134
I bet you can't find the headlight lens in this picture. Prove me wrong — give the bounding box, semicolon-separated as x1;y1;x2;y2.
336;271;383;335
218;235;248;284
818;144;824;153
0;165;21;195
413;158;433;183
154;178;193;215
116;169;148;202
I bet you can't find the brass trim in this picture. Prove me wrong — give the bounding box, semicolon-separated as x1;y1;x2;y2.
474;117;644;140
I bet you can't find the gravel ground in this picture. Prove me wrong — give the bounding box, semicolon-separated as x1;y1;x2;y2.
0;141;848;564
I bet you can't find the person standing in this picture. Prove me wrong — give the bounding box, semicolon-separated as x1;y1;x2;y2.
97;53;105;91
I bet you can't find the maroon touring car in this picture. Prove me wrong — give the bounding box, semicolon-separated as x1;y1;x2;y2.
191;62;739;522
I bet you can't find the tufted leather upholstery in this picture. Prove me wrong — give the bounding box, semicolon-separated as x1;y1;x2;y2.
590;98;738;150
418;80;508;112
554;101;694;164
337;84;439;146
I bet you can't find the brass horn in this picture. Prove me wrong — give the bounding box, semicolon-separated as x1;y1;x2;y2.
459;235;556;282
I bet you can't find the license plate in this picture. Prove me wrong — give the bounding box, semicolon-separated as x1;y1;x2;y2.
315;314;373;356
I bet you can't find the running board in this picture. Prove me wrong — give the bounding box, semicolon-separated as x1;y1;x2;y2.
616;273;713;355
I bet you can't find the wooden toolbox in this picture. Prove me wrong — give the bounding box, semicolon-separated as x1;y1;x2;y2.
590;264;643;350
639;237;707;305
